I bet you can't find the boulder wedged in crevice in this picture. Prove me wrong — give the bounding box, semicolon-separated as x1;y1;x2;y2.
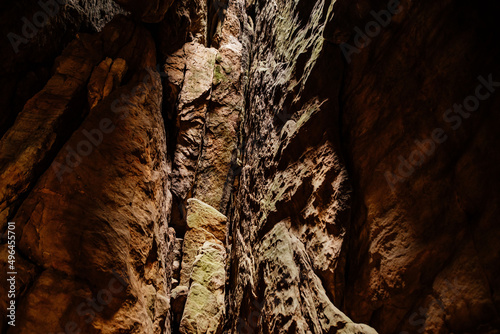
179;242;226;334
179;199;226;287
171;199;227;334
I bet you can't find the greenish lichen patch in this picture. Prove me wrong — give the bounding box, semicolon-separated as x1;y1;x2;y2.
213;64;227;85
252;0;335;104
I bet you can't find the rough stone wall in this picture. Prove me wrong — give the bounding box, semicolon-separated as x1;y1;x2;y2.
227;0;500;332
0;0;123;137
226;0;376;332
0;0;499;333
0;16;173;333
328;0;500;332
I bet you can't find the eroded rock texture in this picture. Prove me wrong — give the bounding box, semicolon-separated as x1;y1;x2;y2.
112;0;174;22
328;0;500;332
162;0;244;236
1;16;173;333
0;0;123;137
227;0;500;332
1;0;499;333
226;0;375;332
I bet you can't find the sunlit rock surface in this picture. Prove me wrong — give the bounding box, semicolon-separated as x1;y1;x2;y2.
0;0;499;333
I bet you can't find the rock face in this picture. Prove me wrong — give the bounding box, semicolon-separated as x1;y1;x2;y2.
226;0;500;332
163;0;244;231
254;222;377;334
225;0;379;331
113;0;174;22
166;42;218;209
0;0;123;137
0;0;124;226
1;0;500;333
1;16;173;333
331;0;500;331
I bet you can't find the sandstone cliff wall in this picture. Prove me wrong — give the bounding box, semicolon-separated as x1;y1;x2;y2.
0;0;499;333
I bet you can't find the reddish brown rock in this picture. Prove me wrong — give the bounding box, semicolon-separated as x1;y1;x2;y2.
0;28;104;230
87;57;128;109
325;0;500;332
0;0;122;137
166;42;217;208
191;0;244;211
158;0;210;57
4;17;173;334
162;0;245;240
0;15;154;230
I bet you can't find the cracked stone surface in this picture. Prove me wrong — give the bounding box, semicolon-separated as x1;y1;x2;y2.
0;0;499;333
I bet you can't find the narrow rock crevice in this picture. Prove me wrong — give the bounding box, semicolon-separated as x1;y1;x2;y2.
1;0;499;333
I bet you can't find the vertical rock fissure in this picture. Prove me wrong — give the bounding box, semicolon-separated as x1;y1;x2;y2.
1;0;499;333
